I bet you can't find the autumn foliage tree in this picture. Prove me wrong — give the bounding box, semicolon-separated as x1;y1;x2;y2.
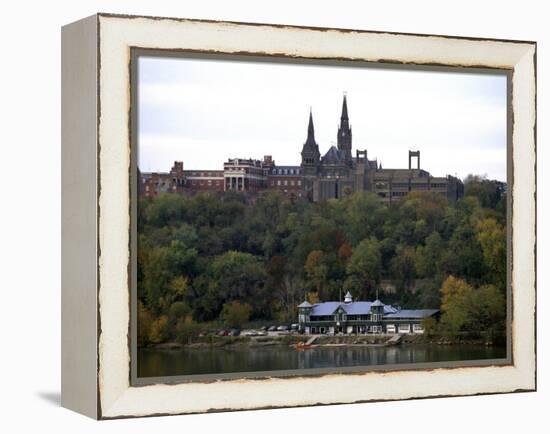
439;276;505;336
137;179;507;345
220;301;252;328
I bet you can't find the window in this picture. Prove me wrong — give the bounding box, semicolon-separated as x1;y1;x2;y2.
277;180;281;186
398;324;411;333
298;180;302;186
413;323;424;332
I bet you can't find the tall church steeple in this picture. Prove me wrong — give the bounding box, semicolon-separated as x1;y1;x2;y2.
301;109;320;168
337;93;352;160
306;109;316;146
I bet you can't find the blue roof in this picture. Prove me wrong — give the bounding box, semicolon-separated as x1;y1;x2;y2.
310;302;342;316
384;309;439;319
309;300;400;316
384;305;398;314
342;301;373;315
308;299;431;318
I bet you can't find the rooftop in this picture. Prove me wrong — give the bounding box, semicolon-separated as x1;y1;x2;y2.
303;295;439;319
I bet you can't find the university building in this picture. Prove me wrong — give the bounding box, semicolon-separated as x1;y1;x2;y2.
297;291;439;335
139;94;463;202
300;95;463;202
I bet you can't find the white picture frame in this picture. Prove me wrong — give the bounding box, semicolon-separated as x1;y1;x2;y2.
61;13;536;419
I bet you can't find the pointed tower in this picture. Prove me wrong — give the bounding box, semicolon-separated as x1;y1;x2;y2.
337;93;352;160
301;109;320;173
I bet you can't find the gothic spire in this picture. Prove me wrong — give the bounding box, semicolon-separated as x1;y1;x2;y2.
341;93;349;121
301;108;320;168
305;108;316;147
337;93;352;160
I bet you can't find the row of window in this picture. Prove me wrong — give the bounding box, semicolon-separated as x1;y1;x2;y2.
190;180;222;186
188;172;222;177
305;324;423;334
272;168;301;175
271;180;302;187
309;314;381;322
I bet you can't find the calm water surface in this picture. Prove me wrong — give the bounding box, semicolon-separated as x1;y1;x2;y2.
138;344;507;378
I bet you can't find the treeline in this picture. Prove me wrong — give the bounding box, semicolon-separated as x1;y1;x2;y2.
137;174;506;345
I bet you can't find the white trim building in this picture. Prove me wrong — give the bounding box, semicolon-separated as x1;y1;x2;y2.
298;291;439;335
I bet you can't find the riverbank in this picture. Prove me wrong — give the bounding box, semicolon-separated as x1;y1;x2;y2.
142;331;504;351
138;342;507;377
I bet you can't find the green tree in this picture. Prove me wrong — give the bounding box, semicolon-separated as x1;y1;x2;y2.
476;218;506;291
176;315;201;345
415;232;444;278
466;284;506;334
198;251;267;320
137;301;153;346
346;237;381;298
304;250;329;299
439;276;505;336
220;301;252;328
390;246;416;290
464;174;504;209
148;315;169;344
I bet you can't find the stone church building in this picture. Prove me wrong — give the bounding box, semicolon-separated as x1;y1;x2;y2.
300;95;463;202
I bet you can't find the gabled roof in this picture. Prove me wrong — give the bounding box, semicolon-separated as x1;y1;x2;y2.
310;300;418;318
341;301;372;315
298;300;312;308
321;146;348;165
310;301;342;316
309;300;399;316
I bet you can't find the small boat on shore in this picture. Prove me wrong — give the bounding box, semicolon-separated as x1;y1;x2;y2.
294;336;317;350
294;342;312;350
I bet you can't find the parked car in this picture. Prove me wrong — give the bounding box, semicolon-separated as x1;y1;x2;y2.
290;323;299;330
229;328;240;336
256;330;267;336
267;325;277;332
218;329;229;336
242;329;257;336
276;325;289;331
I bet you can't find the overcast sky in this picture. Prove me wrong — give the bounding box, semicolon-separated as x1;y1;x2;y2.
138;55;507;182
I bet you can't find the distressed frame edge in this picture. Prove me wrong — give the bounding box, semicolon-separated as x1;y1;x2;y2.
93;14;536;419
61;13;100;420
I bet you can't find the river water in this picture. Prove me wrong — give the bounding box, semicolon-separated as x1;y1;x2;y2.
137;344;506;378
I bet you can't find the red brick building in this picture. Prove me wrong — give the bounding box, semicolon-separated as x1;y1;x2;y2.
140;161;185;198
266;165;303;198
184;169;224;192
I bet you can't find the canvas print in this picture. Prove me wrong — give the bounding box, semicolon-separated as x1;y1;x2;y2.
135;54;508;379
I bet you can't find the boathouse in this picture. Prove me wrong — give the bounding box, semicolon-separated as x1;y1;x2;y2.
297;291;439;335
